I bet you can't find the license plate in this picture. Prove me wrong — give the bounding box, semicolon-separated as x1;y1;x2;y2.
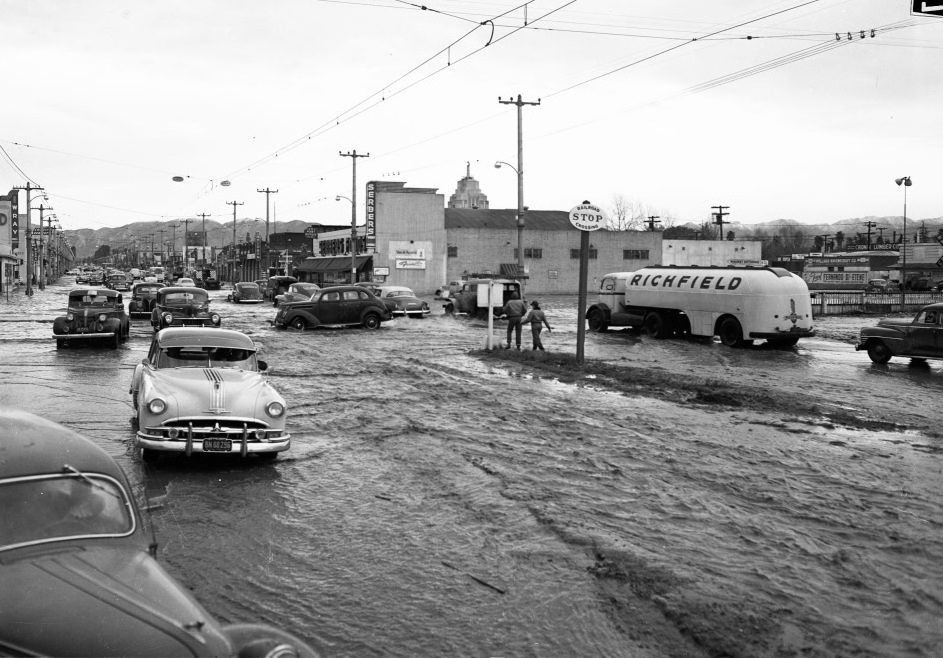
203;438;232;452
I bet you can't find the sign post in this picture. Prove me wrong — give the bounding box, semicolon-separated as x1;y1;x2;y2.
569;201;608;364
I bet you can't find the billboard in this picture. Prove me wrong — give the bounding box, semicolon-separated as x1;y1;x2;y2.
0;197;10;255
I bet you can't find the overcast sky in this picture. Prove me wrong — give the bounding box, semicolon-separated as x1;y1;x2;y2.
1;0;940;232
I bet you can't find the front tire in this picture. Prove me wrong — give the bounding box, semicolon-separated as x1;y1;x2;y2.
363;313;381;330
867;341;892;364
290;316;307;330
587;308;609;333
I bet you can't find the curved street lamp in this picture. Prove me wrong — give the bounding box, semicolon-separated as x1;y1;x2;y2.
895;176;912;310
495;161;524;274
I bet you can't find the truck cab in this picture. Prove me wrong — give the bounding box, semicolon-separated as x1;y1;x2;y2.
443;278;521;320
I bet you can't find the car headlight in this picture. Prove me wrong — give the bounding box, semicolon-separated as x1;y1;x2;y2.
66;313;74;321
148;398;167;414
265;401;285;418
98;313;108;322
163;312;174;323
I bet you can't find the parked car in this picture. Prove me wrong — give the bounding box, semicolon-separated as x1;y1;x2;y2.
0;409;316;656
434;280;463;300
377;285;431;317
127;281;162;319
263;275;299;301
856;302;943;364
130;328;290;462
273;285;392;330
202;276;221;290
53;287;130;349
275;282;321;306
228;281;265;303
175;276;196;287
864;278;900;293
151;286;222;332
443;278;521;320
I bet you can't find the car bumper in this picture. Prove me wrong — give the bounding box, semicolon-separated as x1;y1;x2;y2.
53;331;116;339
137;432;290;456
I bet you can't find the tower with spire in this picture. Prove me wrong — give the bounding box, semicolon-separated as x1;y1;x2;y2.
447;162;489;210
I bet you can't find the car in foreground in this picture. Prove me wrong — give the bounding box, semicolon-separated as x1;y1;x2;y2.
275;281;321;306
53;287;130;349
130;328;290;462
228;281;265;303
127;281;162;319
378;285;431;317
0;409;317;657
856;302;943;364
273;285;392;330
151;286;222;331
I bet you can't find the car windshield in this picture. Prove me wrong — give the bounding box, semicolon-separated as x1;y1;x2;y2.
69;294;116;308
237;284;259;293
135;285;161;296
0;474;134;550
163;291;208;305
157;345;257;370
386;290;414;298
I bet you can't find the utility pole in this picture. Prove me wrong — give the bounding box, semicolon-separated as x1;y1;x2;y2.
39;206;53;289
862;220;878;250
197;213;211;268
257;188;278;275
711;205;729;240
646;215;661;232
227;201;244;283
181;217;191;274
339;151;369;283
156;229;167;268
498;94;540;281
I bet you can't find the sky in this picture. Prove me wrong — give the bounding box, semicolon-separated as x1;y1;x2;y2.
1;0;941;234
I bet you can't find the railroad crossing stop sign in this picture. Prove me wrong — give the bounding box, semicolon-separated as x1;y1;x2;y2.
568;201;608;231
913;1;943;16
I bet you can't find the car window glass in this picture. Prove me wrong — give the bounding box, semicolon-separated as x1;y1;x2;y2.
343;291;360;301
359;291;370;300
209;347;255;369
322;292;340;302
0;476;133;548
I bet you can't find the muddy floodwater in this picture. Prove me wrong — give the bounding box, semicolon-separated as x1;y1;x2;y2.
1;279;941;657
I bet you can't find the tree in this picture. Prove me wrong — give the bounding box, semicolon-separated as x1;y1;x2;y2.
834;230;845;251
726;230;735;241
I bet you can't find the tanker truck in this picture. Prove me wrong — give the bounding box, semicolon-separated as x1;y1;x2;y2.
585;266;815;347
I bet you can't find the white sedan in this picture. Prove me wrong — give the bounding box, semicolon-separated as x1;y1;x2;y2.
377;286;431;317
130;328;290;462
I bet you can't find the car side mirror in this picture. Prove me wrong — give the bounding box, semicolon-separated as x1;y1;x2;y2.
257;360;268;371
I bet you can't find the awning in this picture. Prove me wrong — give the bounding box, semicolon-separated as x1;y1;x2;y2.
294;255;372;274
499;263;528;278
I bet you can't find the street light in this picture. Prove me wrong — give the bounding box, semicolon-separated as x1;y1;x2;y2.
895;176;912;310
494;161;524;274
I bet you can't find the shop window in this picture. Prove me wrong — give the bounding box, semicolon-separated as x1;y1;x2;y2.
447;246;458;257
623;249;649;260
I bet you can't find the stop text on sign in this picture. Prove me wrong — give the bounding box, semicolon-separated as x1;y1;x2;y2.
569;202;607;231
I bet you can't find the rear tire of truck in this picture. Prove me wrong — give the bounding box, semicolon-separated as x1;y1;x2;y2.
643;312;667;339
718;317;746;347
587;308;608;333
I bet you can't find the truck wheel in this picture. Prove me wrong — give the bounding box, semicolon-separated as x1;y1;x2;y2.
867;341;892;364
718;317;749;347
643;312;666;339
587;308;609;333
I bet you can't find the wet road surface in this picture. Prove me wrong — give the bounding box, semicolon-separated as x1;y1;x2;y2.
0;279;941;657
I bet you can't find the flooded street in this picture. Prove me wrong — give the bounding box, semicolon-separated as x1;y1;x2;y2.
1;278;941;657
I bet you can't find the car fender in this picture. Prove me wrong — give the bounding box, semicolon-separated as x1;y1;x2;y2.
52;316;70;335
586;302;612;320
286;309;321;328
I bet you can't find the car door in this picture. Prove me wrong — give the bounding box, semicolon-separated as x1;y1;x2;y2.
340;290;363;324
907;309;940;356
315;290;342;324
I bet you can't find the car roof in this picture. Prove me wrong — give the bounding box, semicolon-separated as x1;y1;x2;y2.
0;409;127;480
236;281;260;287
156;327;256;350
158;286;207;294
318;285;369;293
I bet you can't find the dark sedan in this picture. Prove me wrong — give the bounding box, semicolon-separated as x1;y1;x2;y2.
856;302;943;364
127;281;162;319
273;285;392;330
228;281;265;304
0;409;318;657
53;287;130;349
150;286;222;332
